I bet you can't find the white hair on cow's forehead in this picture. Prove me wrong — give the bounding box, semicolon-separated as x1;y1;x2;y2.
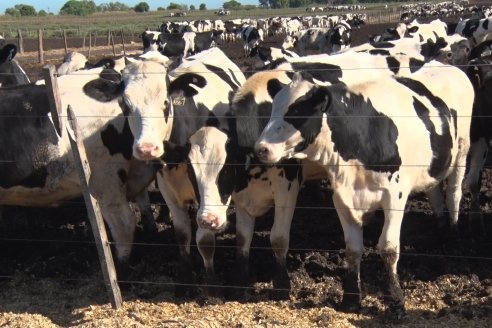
139;50;172;66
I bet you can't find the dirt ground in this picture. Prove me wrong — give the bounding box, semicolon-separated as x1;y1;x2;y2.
1;20;492;328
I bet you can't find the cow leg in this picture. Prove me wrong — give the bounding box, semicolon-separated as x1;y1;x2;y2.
466;138;488;233
134;190;157;236
98;202;137;280
379;192;408;318
196;227;220;297
425;185;447;229
269;179;300;300
156;174;193;298
333;193;363;313
232;206;255;299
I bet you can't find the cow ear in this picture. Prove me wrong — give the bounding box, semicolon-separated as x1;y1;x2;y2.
83;78;124;102
407;26;419;34
169;73;207;97
0;44;16;62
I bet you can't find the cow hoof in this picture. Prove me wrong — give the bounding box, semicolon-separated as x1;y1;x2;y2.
385;301;406;321
269;288;290;301
338;296;361;313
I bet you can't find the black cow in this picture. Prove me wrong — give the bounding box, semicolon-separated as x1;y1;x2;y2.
0;43;30;87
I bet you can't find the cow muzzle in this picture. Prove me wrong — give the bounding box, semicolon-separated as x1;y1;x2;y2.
135;143;162;160
197;212;226;231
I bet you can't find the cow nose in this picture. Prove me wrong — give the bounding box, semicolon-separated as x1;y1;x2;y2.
198;213;223;231
136;143;159;159
255;144;270;160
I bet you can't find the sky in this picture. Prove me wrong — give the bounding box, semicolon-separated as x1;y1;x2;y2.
0;0;258;14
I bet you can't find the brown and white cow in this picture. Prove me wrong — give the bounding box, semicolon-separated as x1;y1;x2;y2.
254;63;473;314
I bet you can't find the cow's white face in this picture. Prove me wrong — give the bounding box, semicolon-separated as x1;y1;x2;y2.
189;127;232;231
122;60;171;160
282;35;296;49
255;76;327;164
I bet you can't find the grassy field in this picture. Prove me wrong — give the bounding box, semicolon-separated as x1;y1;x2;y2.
0;3;402;39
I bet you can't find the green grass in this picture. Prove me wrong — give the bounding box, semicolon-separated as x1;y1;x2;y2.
0;4;404;39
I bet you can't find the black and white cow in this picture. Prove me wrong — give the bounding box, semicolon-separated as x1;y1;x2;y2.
450;17;492;45
239;25;264;57
462;55;492;232
326;20;352;53
142;30;217;58
0;58;173;274
184;69;327;299
282;28;331;56
124;48;246;296
248;45;299;67
0;43;30;87
186;52;450;299
254;64;473;313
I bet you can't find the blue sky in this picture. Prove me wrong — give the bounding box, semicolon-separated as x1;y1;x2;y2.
0;0;257;14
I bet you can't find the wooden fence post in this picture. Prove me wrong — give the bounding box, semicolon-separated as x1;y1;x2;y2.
66;105;123;310
110;31;116;57
88;32;92;59
42;65;63;137
38;29;44;64
17;29;23;54
63;30;68;54
120;31;126;56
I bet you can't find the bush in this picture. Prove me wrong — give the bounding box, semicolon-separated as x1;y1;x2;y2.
134;2;150;12
60;0;97;16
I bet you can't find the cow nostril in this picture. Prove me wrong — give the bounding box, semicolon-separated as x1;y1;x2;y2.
256;146;269;158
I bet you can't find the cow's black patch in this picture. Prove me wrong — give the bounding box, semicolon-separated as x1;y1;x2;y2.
100;118;134;160
217;140;237;204
118;169;127;183
396;77;453;179
203;63;240;91
0;85;58;188
370;41;396;49
462;19;479;38
286;84;402;173
169;73;207;97
231;92;273;148
386;56;400;74
257;46;272;62
399;192;402;199
291;62;343;84
369;49;391;56
409;58;425;73
267;78;287;100
450;109;457;139
483;18;489;31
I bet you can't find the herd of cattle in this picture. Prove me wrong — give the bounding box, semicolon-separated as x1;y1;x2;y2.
2;6;492;315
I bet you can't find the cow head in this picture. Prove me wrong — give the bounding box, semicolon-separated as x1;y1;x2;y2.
141;30;162;53
0;43;30;86
57;52;89;76
83;55;172;161
188;127;235;231
282;35;298;50
255;73;328;164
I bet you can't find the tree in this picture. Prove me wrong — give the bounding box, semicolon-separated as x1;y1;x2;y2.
167;2;182;10
38;9;48;16
189;4;196;10
199;3;207;10
60;0;97;16
223;0;242;9
4;8;20;16
134;2;150;12
97;2;130;12
5;4;37;16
